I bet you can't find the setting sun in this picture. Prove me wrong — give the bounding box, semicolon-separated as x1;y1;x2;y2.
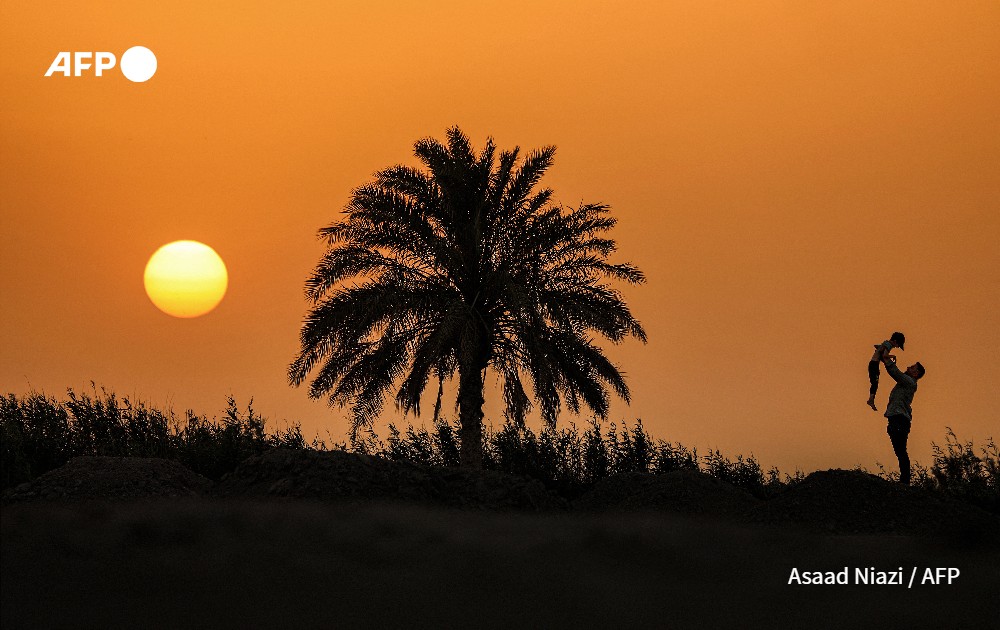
143;240;228;318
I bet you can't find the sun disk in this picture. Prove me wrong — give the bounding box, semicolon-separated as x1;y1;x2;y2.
144;240;228;318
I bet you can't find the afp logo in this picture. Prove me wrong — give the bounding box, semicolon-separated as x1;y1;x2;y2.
45;46;157;83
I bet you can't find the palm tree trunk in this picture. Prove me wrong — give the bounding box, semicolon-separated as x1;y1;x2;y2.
457;359;486;469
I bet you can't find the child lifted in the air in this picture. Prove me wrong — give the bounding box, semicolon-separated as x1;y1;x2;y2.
867;331;905;411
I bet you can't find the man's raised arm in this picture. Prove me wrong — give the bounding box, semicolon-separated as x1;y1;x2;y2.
881;353;907;382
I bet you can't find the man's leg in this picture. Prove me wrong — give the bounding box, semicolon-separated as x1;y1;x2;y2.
867;361;880;410
886;415;911;485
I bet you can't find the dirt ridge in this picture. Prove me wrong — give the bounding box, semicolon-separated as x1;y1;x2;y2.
4;451;997;540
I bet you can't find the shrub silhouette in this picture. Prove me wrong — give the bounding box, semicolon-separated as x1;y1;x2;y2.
2;387;996;514
927;428;998;512
1;387;306;486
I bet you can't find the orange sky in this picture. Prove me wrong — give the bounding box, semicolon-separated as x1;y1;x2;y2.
2;1;998;474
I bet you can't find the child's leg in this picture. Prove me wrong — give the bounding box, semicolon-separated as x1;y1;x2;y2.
867;360;880;410
868;360;880;395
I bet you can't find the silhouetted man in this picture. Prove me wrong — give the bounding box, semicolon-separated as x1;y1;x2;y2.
880;353;925;485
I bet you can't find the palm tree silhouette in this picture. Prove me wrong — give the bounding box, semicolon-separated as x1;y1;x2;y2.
289;127;646;468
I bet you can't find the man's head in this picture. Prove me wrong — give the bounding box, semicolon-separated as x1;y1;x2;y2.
906;362;925;380
890;332;906;349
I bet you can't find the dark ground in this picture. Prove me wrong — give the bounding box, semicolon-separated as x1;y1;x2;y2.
2;454;998;629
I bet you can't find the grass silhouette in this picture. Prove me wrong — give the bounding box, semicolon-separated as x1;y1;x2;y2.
3;386;996;513
1;386;308;487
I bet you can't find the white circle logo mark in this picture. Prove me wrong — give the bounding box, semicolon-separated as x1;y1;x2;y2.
120;46;157;82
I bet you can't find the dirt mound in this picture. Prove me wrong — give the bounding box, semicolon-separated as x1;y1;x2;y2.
214;448;565;511
573;470;760;518
2;457;212;503
6;456;996;541
750;469;1000;539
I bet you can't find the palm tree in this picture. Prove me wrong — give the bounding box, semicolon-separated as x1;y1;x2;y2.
289;127;646;468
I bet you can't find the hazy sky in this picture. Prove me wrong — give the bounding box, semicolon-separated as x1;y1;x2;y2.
2;1;998;474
